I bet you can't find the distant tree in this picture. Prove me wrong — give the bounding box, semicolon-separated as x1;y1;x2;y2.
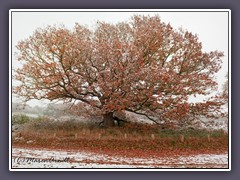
14;15;225;127
222;73;228;105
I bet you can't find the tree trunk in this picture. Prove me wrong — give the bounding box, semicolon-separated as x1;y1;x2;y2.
103;112;115;127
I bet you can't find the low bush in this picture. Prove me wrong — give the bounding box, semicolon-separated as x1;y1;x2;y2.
157;128;225;138
12;114;30;125
25;116;96;132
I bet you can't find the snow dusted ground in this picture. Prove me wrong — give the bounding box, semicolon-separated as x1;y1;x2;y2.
11;148;228;169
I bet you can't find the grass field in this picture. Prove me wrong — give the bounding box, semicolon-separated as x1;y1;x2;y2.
12;115;228;158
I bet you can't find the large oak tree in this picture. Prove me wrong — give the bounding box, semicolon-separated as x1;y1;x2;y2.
14;15;225;127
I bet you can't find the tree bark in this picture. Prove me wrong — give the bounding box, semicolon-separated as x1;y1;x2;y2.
103;112;115;127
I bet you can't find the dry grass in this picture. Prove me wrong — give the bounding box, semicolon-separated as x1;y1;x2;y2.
17;116;227;140
12;116;228;158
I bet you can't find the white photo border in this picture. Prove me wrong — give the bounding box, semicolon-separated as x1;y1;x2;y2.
9;9;231;171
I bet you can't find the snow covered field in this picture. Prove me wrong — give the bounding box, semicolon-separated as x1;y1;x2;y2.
11;147;228;169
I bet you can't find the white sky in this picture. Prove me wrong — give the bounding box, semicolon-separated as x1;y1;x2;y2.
11;10;230;107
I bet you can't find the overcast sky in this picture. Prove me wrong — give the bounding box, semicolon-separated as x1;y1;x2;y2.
11;10;230;107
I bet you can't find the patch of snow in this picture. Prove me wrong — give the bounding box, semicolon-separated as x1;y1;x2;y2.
11;148;228;169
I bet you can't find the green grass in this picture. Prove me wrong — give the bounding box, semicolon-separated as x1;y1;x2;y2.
157;128;226;138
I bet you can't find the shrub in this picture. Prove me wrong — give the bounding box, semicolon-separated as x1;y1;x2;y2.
12;114;30;125
25;116;54;130
26;116;96;132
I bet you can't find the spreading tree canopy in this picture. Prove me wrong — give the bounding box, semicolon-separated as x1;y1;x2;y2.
14;15;225;127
